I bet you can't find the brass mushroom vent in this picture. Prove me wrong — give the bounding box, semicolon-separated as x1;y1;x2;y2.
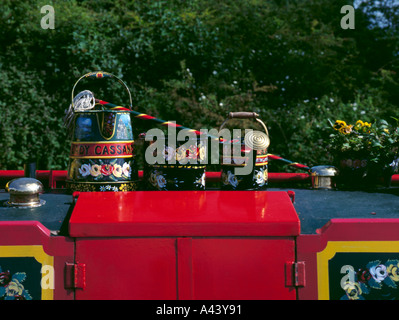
310;165;339;190
5;178;46;208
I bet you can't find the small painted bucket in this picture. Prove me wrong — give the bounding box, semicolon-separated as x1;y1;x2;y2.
66;71;138;192
219;112;270;190
142;133;207;191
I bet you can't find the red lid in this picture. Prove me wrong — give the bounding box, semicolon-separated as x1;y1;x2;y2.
69;191;300;237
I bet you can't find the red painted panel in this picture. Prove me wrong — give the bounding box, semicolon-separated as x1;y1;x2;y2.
190;238;296;300
0;221;74;300
297;219;399;300
69;191;300;237
177;238;193;300
75;238;177;300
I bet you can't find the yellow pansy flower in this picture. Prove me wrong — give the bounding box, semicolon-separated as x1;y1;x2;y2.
354;120;364;130
362;122;372;133
333;120;347;131
339;125;353;135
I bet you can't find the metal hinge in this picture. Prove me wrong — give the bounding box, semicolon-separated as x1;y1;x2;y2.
65;263;86;290
285;261;305;287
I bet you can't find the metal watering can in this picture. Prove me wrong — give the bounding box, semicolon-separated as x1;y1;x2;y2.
219;112;270;190
66;71;138;192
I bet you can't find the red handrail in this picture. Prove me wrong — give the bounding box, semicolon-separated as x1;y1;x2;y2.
0;170;398;189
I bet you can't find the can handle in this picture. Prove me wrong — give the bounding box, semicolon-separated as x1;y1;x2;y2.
228;112;259;119
219;111;269;137
71;71;133;110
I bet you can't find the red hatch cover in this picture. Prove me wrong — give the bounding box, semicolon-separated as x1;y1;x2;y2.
69;191;300;237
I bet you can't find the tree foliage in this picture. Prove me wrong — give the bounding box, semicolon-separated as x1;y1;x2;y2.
0;0;398;171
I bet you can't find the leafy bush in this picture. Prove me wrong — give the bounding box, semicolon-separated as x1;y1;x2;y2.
0;0;398;172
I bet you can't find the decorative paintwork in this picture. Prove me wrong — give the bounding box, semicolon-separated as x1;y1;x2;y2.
67;181;137;192
335;154;398;189
68;158;133;181
145;167;206;191
66;71;138;192
218;112;270;191
0;246;54;300
0;265;32;300
143;137;207;191
70;141;134;158
220;143;269;190
317;241;399;300
221;164;268;190
66;111;138;192
340;259;399;300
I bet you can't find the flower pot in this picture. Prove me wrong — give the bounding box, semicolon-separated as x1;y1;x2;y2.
335;152;398;189
328;119;399;190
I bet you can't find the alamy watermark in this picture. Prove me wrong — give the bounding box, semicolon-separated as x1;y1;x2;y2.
40;5;55;29
39;5;355;30
41;265;54;290
144;123;263;176
341;5;355;29
39;4;355;31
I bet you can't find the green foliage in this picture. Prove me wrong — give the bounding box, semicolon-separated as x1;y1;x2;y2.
328;118;399;166
0;0;399;171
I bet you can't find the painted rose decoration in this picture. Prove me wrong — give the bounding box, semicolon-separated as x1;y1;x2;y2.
0;266;32;300
73;160;133;181
341;259;399;300
221;165;268;190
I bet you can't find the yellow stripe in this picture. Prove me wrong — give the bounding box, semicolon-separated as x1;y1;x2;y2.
69;155;134;159
71;140;134;145
221;162;268;167
149;164;206;169
67;180;136;184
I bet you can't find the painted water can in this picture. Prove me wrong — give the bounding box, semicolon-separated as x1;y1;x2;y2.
219;112;270;190
142;133;207;191
66;71;138;192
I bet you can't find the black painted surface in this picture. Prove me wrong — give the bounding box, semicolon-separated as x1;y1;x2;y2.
0;191;73;234
0;187;398;236
271;188;399;234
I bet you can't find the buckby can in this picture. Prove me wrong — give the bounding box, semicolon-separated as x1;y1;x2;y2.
219;112;270;190
66;71;138;192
